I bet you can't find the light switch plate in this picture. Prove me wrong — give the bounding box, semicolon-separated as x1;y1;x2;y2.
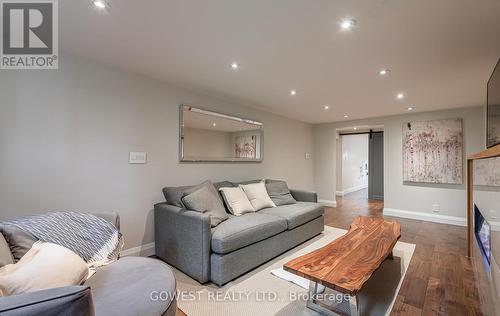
305;152;311;160
129;152;147;164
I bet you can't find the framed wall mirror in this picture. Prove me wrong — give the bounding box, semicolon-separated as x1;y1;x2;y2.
179;105;263;162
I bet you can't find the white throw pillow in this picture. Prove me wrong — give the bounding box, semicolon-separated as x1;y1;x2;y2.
219;187;255;216
0;241;90;296
240;181;276;211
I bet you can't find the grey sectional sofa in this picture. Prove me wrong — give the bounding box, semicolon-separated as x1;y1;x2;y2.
0;213;177;316
155;180;325;286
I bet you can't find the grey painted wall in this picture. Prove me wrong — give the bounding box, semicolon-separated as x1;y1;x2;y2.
0;54;314;250
313;106;485;218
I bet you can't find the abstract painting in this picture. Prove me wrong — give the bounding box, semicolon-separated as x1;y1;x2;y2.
474;157;500;186
487;104;500;147
403;118;463;184
235;135;256;158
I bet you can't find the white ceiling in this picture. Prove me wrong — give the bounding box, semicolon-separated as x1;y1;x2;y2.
60;0;500;123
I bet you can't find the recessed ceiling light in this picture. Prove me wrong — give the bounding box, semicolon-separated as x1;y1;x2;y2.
353;127;358;130
231;62;240;70
290;90;297;96
324;105;330;110
407;107;414;111
93;0;108;8
212;123;217;127
397;93;405;100
379;69;390;76
343;114;349;118
340;18;356;31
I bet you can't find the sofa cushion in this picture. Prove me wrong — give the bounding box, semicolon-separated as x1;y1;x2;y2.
231;179;262;186
219;187;255;216
84;257;175;316
213;181;234;191
211;213;287;254
259;202;324;230
0;233;14;268
265;180;297;206
213;181;235;212
0;212;120;265
239;181;276;211
0;224;37;262
182;186;229;227
0;242;90;296
163;180;220;208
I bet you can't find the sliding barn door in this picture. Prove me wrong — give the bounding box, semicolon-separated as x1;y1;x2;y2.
368;132;384;200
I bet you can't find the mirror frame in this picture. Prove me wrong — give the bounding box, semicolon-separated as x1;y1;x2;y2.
179;105;264;163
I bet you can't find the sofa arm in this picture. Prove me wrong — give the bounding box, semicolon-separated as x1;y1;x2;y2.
290;189;318;203
0;286;94;316
154;203;211;283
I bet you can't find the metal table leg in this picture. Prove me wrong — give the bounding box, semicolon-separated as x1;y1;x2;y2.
349;295;359;316
305;281;360;316
388;251;405;276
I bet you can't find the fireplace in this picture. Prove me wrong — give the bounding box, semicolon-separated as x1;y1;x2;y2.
474;204;491;270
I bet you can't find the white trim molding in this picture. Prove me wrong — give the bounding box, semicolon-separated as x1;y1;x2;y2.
335;184;368;197
383;208;466;227
121;242;155;257
318;199;337;207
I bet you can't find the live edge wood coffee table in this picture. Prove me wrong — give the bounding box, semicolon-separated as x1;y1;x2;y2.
284;216;401;316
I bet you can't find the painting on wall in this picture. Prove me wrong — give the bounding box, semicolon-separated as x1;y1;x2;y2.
235;135;256;158
403;118;463;184
487;105;500;148
474;157;500;186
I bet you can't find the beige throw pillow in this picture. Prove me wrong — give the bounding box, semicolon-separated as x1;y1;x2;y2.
0;242;90;296
219;187;255;216
240;181;276;211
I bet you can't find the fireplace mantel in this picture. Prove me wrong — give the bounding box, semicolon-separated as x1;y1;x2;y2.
467;144;500;315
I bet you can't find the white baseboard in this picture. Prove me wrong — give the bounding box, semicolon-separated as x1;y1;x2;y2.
336;184;368;196
318;199;337;207
121;242;155;257
383;208;466;227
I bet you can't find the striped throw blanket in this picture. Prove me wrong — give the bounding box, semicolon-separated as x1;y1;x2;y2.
3;212;124;268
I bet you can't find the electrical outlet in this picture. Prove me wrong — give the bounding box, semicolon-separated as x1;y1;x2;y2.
432;204;440;213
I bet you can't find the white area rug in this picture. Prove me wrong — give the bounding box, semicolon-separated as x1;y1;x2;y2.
270;267;325;293
173;226;416;316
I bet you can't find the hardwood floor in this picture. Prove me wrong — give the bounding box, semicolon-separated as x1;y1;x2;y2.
327;189;481;316
177;189;482;316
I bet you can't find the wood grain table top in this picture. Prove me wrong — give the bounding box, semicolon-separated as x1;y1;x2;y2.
284;216;401;295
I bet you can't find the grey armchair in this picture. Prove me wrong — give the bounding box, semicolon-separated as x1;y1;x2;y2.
0;212;177;316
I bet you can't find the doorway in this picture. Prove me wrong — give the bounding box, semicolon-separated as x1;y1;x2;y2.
336;128;384;203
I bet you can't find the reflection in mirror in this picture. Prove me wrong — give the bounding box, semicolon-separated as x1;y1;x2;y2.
180;105;263;162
